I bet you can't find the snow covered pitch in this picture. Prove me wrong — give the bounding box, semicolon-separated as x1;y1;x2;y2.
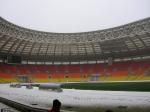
0;84;150;112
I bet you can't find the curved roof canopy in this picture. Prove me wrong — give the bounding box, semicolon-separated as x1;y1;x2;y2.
0;17;150;63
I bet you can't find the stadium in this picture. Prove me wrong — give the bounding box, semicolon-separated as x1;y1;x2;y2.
0;0;150;112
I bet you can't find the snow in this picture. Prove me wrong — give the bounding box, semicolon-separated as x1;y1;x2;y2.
0;84;150;111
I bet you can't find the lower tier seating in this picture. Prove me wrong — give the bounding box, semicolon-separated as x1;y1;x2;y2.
0;60;150;83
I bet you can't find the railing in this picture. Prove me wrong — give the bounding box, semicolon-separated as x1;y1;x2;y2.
0;97;48;112
1;108;15;112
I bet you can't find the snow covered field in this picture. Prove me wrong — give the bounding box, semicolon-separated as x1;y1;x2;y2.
0;84;150;112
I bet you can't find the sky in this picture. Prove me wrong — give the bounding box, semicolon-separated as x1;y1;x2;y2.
0;0;150;33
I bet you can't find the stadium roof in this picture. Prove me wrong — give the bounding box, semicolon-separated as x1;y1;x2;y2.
0;17;150;64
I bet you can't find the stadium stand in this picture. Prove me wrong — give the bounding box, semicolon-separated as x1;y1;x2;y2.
0;60;150;83
0;17;150;83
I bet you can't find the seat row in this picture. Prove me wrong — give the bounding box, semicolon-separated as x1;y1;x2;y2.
0;60;150;83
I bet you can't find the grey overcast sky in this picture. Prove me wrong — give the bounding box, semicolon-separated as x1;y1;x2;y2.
0;0;150;33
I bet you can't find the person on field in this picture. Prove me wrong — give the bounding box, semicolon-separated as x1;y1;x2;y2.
49;99;61;112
